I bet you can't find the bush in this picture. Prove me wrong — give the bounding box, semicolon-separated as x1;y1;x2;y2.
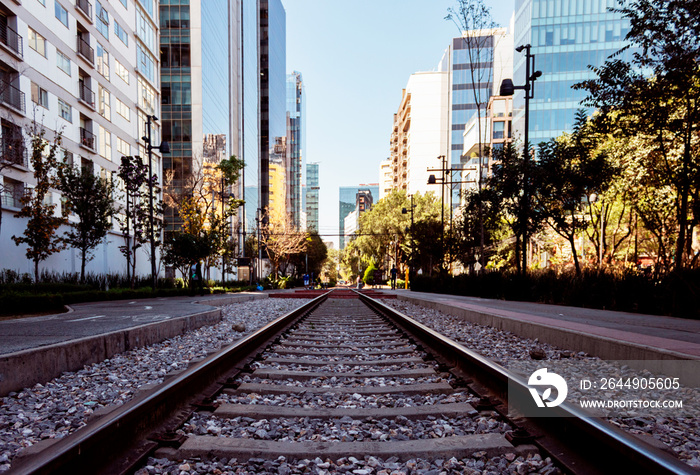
0;292;65;316
411;269;700;319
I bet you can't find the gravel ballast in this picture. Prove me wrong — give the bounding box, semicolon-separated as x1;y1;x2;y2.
0;298;307;472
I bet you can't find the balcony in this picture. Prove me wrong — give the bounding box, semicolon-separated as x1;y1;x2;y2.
79;81;95;108
1;135;27;167
0;23;23;59
76;0;93;22
0;82;25;113
77;36;94;65
80;127;95;151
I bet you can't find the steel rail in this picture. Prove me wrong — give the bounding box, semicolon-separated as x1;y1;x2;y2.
9;292;330;475
358;291;699;475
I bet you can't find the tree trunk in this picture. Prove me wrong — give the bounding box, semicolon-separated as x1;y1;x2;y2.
569;233;581;275
81;248;87;283
34;259;39;284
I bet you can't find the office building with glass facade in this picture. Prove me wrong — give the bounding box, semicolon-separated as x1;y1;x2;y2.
512;0;631;144
339;184;379;249
259;0;286;224
305;162;319;231
286;71;305;229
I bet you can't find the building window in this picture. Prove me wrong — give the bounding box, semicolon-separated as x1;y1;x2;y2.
114;21;128;45
115;97;129;120
136;10;155;53
137;76;156;115
115;59;129;84
37;0;46;5
55;2;69;27
117;136;130;156
58;98;72;122
119;0;127;7
98;125;111;159
28;27;47;57
96;1;109;39
31;83;49;109
493;121;505;140
56;50;71;75
136;45;155;83
98;85;111;120
96;43;110;79
138;0;154;19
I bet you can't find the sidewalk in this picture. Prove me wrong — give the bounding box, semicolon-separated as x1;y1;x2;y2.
0;292;267;395
382;290;700;360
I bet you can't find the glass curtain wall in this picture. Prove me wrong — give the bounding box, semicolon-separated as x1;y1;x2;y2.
513;0;632;144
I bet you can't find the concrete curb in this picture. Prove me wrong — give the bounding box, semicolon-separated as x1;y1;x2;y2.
396;295;700;385
0;293;267;396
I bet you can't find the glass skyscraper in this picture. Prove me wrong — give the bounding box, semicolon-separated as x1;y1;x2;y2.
287;71;305;229
513;0;632;144
259;0;286;223
240;0;260;235
306;163;319;232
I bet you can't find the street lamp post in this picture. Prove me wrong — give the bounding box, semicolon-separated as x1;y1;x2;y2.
142;115;170;290
500;44;542;274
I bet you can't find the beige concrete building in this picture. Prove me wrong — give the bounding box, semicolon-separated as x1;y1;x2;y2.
388;71;448;197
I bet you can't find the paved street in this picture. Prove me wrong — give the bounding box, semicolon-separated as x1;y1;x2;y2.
0;294;246;355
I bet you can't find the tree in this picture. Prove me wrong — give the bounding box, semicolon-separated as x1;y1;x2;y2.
58;164;115;282
533;112;614;275
454;187;503;271
259;211;307;280
117;155;152;287
289;232;327;278
576;0;700;271
12;129;67;282
486;143;540;274
163;232;211;285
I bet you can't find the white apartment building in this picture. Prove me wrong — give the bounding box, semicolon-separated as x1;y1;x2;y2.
378;159;392;200
0;0;161;278
388;70;448;197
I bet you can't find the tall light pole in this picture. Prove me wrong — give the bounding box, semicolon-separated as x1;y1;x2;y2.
142;115;169;290
500;44;542;274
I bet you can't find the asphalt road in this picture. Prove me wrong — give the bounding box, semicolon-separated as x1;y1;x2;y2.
0;295;223;355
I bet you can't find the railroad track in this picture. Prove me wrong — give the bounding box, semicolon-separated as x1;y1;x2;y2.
9;289;697;474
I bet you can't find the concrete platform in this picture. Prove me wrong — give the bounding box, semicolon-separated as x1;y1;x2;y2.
381;290;700;385
0;293;267;396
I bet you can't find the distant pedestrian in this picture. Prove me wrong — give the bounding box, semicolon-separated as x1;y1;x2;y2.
356;275;362;289
390;266;398;290
190;261;203;295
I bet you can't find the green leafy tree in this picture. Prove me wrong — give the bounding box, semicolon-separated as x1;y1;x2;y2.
58;165;115;282
162;232;211;285
576;0;700;271
289;232;327;278
12;130;67;282
533;112;614;275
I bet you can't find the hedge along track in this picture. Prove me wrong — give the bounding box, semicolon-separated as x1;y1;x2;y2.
9;289;697;474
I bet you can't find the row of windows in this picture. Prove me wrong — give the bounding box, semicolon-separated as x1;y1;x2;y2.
30;78;131;124
27;25;131;87
532;0;619;19
532;19;631;47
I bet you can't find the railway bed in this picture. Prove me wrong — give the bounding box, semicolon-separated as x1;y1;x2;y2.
9;290;696;474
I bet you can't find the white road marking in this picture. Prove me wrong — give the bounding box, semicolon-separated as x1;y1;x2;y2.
68;315;107;322
144;306;153;310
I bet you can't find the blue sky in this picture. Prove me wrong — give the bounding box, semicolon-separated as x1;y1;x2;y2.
284;0;514;246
